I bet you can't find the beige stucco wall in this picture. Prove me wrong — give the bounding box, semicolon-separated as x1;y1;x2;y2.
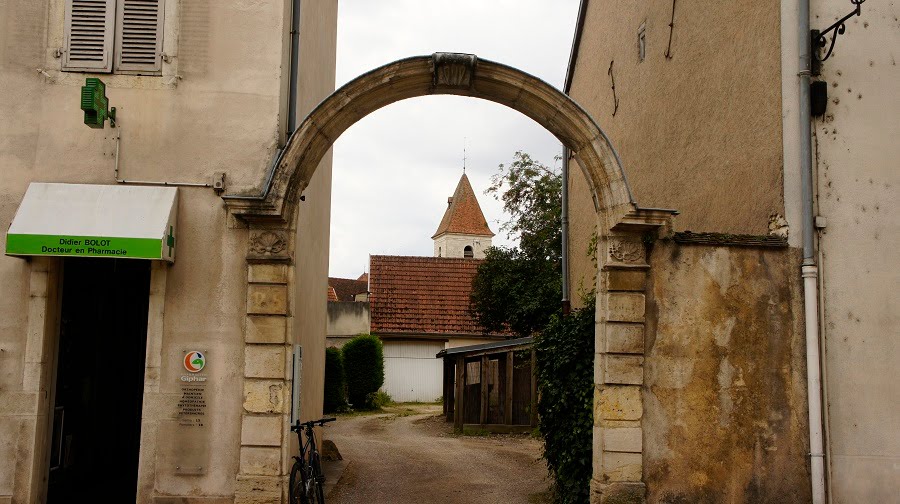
0;0;336;501
644;241;810;503
291;0;338;429
811;2;900;501
567;0;785;304
326;301;370;341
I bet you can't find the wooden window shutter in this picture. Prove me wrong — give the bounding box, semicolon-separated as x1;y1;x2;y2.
63;0;116;72
115;0;165;73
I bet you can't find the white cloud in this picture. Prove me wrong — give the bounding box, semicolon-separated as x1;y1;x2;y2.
330;0;580;278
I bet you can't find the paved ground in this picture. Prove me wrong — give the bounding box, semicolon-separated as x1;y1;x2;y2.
324;404;551;504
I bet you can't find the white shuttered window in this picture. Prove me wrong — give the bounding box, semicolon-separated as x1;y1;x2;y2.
63;0;116;72
115;0;165;73
62;0;165;74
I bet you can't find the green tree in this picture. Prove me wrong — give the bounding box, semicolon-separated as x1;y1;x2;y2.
323;347;347;413
341;334;385;409
470;151;562;337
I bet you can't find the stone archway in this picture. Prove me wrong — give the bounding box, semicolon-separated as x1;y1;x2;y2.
225;53;674;504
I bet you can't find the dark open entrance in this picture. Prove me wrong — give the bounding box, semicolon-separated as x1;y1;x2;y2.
47;258;151;502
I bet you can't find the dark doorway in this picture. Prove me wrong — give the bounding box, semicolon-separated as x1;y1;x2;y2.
47;258;151;502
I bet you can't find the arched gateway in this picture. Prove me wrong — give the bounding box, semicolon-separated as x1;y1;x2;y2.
224;54;675;504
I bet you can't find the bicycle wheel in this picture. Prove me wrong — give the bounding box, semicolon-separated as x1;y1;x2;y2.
311;454;326;504
289;459;303;504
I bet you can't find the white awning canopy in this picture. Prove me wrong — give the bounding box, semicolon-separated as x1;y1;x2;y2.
5;183;178;262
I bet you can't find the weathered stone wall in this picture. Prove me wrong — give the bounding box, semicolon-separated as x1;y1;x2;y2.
566;0;784;307
643;241;810;503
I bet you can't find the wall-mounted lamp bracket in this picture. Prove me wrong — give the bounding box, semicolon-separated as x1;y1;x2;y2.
811;0;865;76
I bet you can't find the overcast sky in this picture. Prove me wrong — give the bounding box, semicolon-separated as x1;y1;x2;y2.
329;0;581;279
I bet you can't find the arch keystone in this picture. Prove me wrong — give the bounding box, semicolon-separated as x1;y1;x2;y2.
432;52;477;90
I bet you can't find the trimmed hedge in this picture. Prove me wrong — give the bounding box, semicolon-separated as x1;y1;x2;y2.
342;334;385;409
323;347;347;413
535;301;595;504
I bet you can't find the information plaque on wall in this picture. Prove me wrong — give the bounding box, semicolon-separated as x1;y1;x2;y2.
177;350;208;427
171;350;210;475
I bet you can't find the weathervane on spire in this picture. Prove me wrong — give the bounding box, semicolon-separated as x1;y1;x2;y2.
462;137;467;174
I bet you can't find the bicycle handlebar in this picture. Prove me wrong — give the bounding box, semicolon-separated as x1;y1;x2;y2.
291;417;336;431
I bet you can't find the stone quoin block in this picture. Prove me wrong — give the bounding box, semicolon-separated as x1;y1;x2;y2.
244;345;286;379
603;323;644;354
603;355;644;385
602;269;647;292
601;452;643;482
246;316;287;344
234;475;282;504
605;292;645;323
248;264;288;284
239;446;281;476
596;385;642;421
240;415;283;447
246;285;288;315
243;380;285;414
602;427;643;453
593;481;646;504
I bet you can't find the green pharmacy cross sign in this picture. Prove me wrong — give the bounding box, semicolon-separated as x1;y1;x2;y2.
80;78;116;129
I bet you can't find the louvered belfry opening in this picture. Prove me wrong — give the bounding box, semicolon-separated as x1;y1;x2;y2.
63;0;163;74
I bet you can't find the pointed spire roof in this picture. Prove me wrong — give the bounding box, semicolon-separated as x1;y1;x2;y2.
432;173;495;239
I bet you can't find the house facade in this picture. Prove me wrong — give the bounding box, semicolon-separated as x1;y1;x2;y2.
369;255;507;403
0;1;337;502
565;1;898;502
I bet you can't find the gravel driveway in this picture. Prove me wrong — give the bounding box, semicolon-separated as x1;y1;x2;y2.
324;404;551;504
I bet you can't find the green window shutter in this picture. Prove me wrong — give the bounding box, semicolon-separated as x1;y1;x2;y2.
62;0;116;72
115;0;165;74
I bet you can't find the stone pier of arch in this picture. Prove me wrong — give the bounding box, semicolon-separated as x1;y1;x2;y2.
225;53;676;504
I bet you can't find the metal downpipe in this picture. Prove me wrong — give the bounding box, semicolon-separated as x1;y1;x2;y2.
561;146;570;315
799;0;827;501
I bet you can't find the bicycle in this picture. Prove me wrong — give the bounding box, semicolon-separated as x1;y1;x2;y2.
289;417;336;504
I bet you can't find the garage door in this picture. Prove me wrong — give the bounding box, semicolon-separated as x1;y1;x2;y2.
382;341;445;403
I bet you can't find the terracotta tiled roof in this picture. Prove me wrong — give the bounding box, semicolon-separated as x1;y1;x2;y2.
369;255;507;337
432;174;495;238
328;276;368;302
327;286;339;302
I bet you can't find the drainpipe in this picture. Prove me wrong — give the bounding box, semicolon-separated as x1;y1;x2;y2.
287;0;302;134
561;146;570;315
799;0;827;502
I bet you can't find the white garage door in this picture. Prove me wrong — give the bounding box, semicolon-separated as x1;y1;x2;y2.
381;341;444;403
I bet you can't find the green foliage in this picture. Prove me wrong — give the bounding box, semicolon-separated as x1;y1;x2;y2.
470;246;561;337
323;347;347;413
486;151;562;262
365;390;393;410
471;151;562;337
535;302;595;504
342;334;385;409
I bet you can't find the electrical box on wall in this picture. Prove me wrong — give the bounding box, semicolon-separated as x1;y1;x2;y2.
811;81;828;117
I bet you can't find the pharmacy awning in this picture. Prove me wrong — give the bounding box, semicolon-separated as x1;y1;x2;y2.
5;183;178;262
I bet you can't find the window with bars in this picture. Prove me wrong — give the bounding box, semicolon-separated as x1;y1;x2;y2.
62;0;165;74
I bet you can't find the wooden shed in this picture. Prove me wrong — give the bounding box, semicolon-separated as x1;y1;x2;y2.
436;337;536;433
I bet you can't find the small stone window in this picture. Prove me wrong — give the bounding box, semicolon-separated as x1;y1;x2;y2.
638;23;646;62
464;246;474;258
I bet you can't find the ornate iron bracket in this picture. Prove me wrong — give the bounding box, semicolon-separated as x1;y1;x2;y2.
811;0;865;75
